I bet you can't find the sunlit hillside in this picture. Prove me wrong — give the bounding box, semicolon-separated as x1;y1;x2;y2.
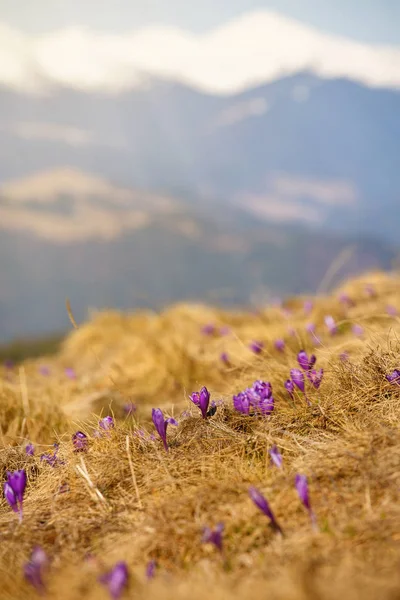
1;271;400;599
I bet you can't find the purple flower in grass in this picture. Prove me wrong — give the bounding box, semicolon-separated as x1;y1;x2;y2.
304;300;313;314
290;369;305;393
65;367;76;380
190;386;211;419
324;316;338;335
386;369;400;386
72;431;88;452
305;322;316;334
4;469;26;521
284;379;295;399
233;391;251;415
295;474;317;529
202;522;224;552
124;402;137;416
39;365;51;376
274;339;285;352
99;561;129;600
220;352;230;365
99;416;114;431
145;560;157;581
152;408;178;451
297;350;316;372
25;442;34;456
269;445;283;469
338;292;355;308
307;368;324;390
339;351;349;362
249;487;283;535
201;324;215;336
41;443;63;467
249;340;264;354
387;305;397;317
364;284;376;298
24;547;48;593
352;324;363;336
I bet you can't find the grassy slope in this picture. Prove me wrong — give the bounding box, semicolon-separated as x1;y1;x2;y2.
0;271;400;599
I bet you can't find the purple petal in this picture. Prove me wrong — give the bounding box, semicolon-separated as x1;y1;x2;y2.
269;445;283;468
25;443;35;456
290;369;305;393
99;562;129;600
249;487;282;534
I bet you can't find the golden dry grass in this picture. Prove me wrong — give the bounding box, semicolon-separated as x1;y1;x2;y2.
1;271;400;599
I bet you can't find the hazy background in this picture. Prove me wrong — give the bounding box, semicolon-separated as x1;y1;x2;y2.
0;0;399;342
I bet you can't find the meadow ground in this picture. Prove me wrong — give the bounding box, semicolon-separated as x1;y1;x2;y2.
1;271;400;599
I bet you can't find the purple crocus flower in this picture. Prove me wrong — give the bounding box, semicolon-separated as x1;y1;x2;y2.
249;487;283;534
220;352;230;365
284;379;295;399
305;322;316;334
338;292;355;308
72;431;88;452
190;386;211;419
24;547;48;593
202;522;224;552
40;443;63;467
324;316;338;335
201;324;215;336
99;561;129;600
39;365;51;377
304;300;313;314
124;402;137;416
25;442;34;456
386;369;400;386
249;340;264;354
290;369;305;393
364;283;376;298
152;408;178;451
274;339;285;352
99;416;114;431
297;350;316;371
233;391;251;415
387;305;398;316
145;560;157;581
4;469;26;521
295;474;317;529
269;445;283;468
307;368;324;390
339;351;349;362
352;324;364;337
65;367;76;380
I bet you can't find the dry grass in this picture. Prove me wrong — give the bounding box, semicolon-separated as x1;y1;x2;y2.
1;270;400;599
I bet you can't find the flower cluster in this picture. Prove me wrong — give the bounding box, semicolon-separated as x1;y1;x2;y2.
233;380;274;416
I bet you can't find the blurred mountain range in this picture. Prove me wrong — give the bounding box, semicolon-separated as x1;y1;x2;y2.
0;72;399;340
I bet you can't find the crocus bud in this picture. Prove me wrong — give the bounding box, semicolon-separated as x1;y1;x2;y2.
386;369;400;386
99;416;114;431
201;324;215;335
295;474;317;529
274;339;285;352
387;305;397;316
202;522;224;552
307;368;324;389
25;443;35;456
145;560;157;580
284;379;294;399
352;324;364;337
324;316;338;335
4;469;27;521
99;561;129;599
65;367;76;379
72;431;88;452
297;350;316;371
290;369;305;393
249;341;264;354
151;408;178;451
269;445;283;468
24;547;48;593
249;487;283;534
190;387;210;419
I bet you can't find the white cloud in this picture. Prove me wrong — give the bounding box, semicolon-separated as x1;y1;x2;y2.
1;10;400;94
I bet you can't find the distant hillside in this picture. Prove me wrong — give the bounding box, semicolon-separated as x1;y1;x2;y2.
0;73;399;242
0;168;397;341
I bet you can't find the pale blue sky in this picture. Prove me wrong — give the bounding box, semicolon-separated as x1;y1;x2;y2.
0;0;399;43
